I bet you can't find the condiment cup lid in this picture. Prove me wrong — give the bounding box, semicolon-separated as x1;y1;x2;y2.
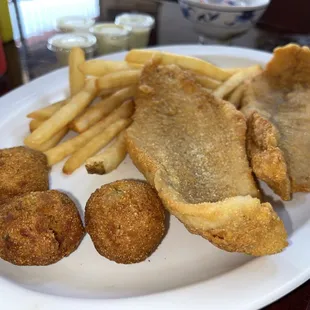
56;16;95;32
115;13;155;30
90;23;130;37
47;33;97;53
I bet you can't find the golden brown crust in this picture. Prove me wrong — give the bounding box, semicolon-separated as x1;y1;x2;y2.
265;44;310;88
0;190;85;266
126;62;288;256
0;146;49;204
85;180;165;264
156;171;287;256
246;112;291;200
242;44;310;197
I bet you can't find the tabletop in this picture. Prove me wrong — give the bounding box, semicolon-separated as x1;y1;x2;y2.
1;1;310;309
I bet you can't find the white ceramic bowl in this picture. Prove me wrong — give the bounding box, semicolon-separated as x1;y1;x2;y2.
178;0;270;40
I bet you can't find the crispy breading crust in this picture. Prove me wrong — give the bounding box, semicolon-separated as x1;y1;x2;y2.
127;136;288;256
242;44;310;198
85;180;165;264
246;112;291;200
0;146;49;204
126;62;288;256
0;190;85;266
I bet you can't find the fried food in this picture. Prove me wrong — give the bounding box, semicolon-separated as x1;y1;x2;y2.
71;86;136;133
126;49;231;81
242;44;310;200
195;75;221;90
85;180;165;264
63;118;132;174
29;127;69;152
213;65;262;99
0;190;84;266
79;60;142;76
223;67;242;74
227;83;247;108
96;70;141;91
28;119;68;152
27;99;67;120
69;47;85;96
45;100;134;166
85;131;127;175
29;119;43;132
0;147;49;204
24;78;97;147
126;62;288;256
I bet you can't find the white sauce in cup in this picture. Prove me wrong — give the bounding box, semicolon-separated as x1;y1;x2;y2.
115;13;155;49
90;23;130;55
47;33;97;66
56;16;95;33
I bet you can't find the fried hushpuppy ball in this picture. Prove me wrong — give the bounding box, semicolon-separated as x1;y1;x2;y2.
0;190;85;266
85;180;166;264
0;146;49;204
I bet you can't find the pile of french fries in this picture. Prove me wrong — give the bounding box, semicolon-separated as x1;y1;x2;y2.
24;47;262;175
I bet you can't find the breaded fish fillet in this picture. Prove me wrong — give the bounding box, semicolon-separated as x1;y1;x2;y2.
242;44;310;200
126;62;288;256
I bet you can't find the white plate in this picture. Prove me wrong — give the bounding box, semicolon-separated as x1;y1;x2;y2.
0;45;309;310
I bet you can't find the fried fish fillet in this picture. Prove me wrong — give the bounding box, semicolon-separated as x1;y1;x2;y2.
126;62;288;256
242;44;310;200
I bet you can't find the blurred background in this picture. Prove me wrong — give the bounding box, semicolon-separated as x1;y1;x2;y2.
1;0;310;93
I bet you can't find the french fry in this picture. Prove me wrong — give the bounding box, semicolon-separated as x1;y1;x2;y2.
98;88;124;97
223;68;242;74
127;62;144;69
195;75;221;90
125;50;231;81
96;70;141;91
24;79;97;147
71;86;136;133
28;117;68;151
79;60;143;76
227;83;247;108
27;99;67;120
29;119;43;132
213;65;262;99
29;127;68;152
69;47;85;96
85;131;126;174
63;118;132;174
44;100;134;166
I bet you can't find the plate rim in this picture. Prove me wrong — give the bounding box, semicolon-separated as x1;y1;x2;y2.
0;44;309;310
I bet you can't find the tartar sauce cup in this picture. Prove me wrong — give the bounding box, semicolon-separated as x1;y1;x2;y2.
90;23;130;55
115;13;155;49
47;33;97;66
56;16;95;33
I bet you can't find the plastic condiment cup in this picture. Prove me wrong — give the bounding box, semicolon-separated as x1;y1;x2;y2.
56;16;95;33
115;13;155;49
90;23;130;55
47;33;97;66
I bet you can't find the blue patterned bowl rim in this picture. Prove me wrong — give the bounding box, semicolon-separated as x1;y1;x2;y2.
180;0;270;12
